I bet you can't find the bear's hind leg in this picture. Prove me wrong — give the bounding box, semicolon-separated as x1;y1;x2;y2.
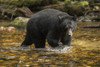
34;39;45;48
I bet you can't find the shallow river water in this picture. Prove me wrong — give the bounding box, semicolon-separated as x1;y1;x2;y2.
0;20;100;67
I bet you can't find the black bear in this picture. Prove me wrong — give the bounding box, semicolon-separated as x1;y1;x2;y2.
21;9;77;48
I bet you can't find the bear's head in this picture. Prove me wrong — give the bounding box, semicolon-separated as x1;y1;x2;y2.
58;14;77;36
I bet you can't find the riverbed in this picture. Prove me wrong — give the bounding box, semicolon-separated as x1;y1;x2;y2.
0;20;100;67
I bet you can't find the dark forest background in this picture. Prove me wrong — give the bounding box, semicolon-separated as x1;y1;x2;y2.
0;0;100;22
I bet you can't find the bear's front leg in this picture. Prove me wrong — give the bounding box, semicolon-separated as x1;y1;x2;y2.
61;35;72;46
21;33;33;47
61;28;72;46
47;32;63;49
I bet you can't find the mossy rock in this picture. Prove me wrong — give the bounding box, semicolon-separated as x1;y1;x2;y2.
64;1;90;16
10;17;29;28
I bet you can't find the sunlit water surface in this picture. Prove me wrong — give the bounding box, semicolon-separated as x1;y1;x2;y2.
0;20;100;67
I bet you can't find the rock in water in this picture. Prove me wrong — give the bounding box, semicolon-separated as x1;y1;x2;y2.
10;17;29;28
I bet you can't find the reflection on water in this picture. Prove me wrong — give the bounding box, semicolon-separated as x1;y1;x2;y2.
0;21;100;67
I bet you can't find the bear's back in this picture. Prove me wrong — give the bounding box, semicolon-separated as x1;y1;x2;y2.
32;9;69;19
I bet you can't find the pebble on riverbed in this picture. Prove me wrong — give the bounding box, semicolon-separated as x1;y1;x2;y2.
0;26;16;32
0;56;17;60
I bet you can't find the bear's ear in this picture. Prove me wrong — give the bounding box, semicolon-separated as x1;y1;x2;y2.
58;15;67;22
58;15;67;20
71;15;77;21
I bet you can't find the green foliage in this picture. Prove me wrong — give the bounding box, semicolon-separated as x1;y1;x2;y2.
9;0;41;7
0;0;58;8
64;0;71;5
64;0;89;16
74;1;89;6
58;0;65;1
64;0;71;8
95;3;100;6
8;0;58;7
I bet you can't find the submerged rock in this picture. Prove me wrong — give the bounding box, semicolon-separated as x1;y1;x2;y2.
78;10;100;22
78;16;92;22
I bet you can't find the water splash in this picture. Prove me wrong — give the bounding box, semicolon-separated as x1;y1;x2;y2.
46;46;72;53
0;46;72;53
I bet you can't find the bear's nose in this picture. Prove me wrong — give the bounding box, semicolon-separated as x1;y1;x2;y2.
67;28;72;36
